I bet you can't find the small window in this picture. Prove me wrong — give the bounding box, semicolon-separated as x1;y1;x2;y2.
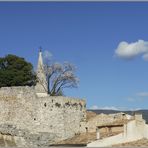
44;103;47;107
34;118;36;121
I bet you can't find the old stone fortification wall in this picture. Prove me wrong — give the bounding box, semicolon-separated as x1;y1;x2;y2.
86;114;115;132
80;114;115;133
0;86;86;146
80;113;130;133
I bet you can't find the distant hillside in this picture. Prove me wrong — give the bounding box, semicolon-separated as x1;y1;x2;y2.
88;109;148;123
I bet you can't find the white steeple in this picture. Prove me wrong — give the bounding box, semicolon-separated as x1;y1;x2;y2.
37;49;44;71
35;48;47;96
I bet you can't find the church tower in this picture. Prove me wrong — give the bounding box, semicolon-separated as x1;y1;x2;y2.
35;49;48;96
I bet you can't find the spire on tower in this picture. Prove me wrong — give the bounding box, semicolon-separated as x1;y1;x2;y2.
35;48;47;95
37;48;44;70
39;46;42;52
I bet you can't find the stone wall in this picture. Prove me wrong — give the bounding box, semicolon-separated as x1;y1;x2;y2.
80;112;132;134
99;126;123;135
86;114;115;132
0;86;86;146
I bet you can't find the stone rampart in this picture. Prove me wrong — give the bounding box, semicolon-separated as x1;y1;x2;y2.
0;86;86;146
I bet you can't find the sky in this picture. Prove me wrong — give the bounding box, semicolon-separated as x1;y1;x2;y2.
1;2;148;110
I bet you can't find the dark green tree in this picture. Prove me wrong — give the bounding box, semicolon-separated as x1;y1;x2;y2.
0;54;36;87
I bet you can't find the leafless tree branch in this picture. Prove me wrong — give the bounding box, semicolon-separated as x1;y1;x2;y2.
44;60;79;96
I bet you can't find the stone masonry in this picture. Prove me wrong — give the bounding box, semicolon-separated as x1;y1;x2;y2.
0;50;86;147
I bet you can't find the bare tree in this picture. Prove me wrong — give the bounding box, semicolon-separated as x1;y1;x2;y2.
44;59;79;96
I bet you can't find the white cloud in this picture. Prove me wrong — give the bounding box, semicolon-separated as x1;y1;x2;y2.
128;108;141;111
90;105;100;110
115;40;148;60
43;50;52;60
126;91;148;103
127;97;135;102
90;105;119;110
136;92;148;97
143;53;148;61
89;105;141;111
101;106;119;110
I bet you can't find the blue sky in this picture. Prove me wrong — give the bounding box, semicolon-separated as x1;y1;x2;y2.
1;2;148;110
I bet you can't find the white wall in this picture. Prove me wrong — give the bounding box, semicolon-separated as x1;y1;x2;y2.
87;118;147;147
